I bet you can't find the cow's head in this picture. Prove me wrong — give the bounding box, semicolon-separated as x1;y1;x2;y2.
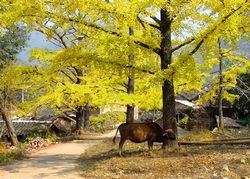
163;129;176;140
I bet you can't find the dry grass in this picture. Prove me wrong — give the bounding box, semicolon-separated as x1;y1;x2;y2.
179;128;214;141
179;127;250;142
0;142;26;165
79;139;250;179
222;128;250;138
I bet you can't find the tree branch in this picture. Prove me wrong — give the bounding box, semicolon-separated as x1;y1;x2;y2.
68;17;160;54
171;37;195;53
237;77;250;90
150;16;161;25
189;4;244;56
120;82;128;89
93;57;156;75
54;30;68;48
60;70;76;83
189;39;204;55
137;16;160;30
234;86;250;102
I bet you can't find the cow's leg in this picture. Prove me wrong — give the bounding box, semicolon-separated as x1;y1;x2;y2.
147;140;153;151
119;138;126;157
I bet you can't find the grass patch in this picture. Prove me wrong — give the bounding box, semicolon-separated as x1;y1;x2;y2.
179;128;214;141
79;139;250;178
179;127;250;142
0;143;26;165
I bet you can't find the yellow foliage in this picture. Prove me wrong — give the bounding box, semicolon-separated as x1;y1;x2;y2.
0;0;249;115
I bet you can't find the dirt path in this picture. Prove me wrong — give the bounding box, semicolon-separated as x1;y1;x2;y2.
0;130;117;179
0;127;190;179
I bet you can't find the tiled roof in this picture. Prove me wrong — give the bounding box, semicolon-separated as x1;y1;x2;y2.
0;120;52;136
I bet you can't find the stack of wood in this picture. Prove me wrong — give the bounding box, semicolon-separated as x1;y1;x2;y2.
25;137;51;153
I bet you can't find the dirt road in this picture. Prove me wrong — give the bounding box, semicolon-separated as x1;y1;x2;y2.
0;127;190;179
0;130;117;179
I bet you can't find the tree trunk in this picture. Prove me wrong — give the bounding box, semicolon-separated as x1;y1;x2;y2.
160;8;177;134
0;108;18;146
74;68;89;130
126;27;135;123
126;76;135;123
75;104;90;131
218;39;224;129
83;104;90;129
75;106;84;131
160;8;178;149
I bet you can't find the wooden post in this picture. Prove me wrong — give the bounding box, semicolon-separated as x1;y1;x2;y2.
218;39;224;129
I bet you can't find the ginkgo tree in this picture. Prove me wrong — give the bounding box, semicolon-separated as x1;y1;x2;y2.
20;44;142;131
43;0;248;135
0;0;249;142
17;11;155;130
0;63;31;146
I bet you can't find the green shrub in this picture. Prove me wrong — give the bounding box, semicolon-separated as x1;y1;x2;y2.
0;146;25;165
20;125;58;143
90;112;126;132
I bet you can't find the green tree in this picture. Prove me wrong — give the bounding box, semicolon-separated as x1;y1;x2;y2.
0;25;29;63
0;64;30;146
0;25;29;146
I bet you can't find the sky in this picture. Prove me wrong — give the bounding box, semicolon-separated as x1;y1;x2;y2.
17;31;58;64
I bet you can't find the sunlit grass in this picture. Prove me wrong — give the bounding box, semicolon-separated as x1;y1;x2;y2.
79;139;250;178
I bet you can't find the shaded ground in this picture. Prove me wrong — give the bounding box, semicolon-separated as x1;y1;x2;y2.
79;131;250;179
0;130;117;179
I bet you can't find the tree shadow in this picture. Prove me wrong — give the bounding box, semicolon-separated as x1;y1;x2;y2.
0;153;82;178
77;142;150;172
173;144;250;158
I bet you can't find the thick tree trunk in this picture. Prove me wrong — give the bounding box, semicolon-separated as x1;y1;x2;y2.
75;104;90;131
160;8;177;134
126;27;135;123
162;80;177;133
0;109;18;146
75;106;84;131
83;104;90;129
160;8;178;149
218;39;224;129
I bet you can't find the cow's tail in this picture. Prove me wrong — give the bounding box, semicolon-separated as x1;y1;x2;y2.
113;126;120;144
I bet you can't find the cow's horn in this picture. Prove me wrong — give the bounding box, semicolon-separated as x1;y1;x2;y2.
166;129;174;132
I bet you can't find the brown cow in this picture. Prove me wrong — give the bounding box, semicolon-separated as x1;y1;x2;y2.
113;122;176;156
